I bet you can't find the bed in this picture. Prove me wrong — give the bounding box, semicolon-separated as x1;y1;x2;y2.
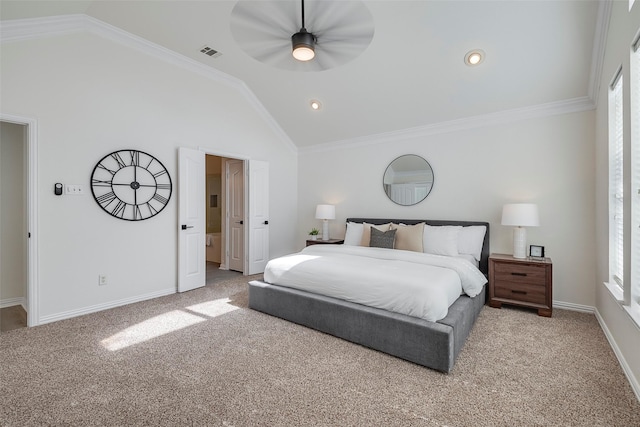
248;218;490;373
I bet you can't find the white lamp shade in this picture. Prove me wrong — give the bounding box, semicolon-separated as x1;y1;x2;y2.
315;204;336;220
501;203;540;227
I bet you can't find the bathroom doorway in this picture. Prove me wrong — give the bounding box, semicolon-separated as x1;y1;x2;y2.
205;154;243;285
0;121;28;331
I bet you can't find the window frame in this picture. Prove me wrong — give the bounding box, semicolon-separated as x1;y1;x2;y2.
630;37;640;316
608;67;624;295
606;34;640;328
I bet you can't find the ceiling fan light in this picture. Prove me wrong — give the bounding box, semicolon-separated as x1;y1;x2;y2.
292;29;316;61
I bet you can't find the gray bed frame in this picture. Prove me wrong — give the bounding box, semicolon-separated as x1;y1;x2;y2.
248;218;490;373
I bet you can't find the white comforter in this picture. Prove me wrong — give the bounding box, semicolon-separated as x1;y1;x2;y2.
263;245;487;322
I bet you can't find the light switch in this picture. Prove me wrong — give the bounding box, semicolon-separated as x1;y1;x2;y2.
65;184;85;195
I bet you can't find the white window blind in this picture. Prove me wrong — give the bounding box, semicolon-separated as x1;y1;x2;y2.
633;46;640;304
610;71;624;288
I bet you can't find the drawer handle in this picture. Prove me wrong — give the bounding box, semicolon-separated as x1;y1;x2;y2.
511;272;527;277
512;290;527;295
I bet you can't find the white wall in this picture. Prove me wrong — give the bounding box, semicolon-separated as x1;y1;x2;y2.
594;1;640;395
0;31;298;323
299;110;596;308
0;121;27;307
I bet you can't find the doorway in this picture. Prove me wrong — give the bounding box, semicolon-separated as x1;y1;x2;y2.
0;121;28;331
178;148;268;292
205;154;244;284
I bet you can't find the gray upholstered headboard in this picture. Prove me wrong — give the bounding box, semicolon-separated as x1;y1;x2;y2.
345;218;491;277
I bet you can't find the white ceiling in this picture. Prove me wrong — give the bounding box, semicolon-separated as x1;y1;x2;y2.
1;0;603;149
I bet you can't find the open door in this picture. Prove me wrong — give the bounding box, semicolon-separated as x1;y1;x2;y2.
247;160;269;275
178;147;205;292
227;160;244;272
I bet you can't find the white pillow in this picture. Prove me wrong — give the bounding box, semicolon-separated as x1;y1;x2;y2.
457;225;487;261
423;225;462;256
344;222;364;246
455;253;479;268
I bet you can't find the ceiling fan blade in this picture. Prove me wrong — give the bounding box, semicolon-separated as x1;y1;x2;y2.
230;1;297;42
312;49;344;71
314;44;365;69
240;39;290;59
304;1;372;35
316;31;374;49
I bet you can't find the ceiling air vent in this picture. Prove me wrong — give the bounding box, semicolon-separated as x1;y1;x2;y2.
200;46;222;58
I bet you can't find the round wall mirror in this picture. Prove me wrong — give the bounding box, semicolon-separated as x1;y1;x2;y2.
383;155;434;206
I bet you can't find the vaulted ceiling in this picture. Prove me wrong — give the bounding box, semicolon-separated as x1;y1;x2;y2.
1;1;604;149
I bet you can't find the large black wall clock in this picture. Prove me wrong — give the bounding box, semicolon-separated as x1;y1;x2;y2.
90;149;172;221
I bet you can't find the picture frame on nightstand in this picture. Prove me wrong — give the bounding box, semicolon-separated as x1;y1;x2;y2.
529;245;545;259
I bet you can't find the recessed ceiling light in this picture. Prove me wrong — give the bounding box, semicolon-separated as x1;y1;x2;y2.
464;49;485;66
310;100;322;110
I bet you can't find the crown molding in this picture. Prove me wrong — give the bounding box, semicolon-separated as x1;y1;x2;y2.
300;96;595;155
1;14;297;154
587;0;613;106
0;14;87;42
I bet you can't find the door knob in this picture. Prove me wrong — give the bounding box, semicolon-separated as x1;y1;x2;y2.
181;224;194;230
264;220;269;225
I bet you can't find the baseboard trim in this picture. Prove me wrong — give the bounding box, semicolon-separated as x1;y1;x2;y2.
1;297;26;310
553;300;595;313
594;308;640;402
38;287;176;326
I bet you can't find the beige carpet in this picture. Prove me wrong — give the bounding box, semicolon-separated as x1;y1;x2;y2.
1;275;639;426
0;305;27;332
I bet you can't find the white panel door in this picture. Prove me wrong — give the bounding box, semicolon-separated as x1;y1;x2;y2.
227;160;244;272
178;147;205;292
248;160;269;275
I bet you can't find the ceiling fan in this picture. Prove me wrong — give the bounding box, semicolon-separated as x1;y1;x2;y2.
230;0;375;72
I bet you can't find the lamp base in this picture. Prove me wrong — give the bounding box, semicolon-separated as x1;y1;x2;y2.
322;219;330;240
512;226;527;259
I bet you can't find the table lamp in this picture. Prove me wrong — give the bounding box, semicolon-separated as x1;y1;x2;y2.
315;204;335;241
501;203;540;259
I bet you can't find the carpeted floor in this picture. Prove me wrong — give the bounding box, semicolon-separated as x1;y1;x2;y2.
0;305;27;332
1;275;639;426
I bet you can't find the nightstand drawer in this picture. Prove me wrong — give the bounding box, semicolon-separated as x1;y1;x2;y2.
493;263;546;286
494;282;546;305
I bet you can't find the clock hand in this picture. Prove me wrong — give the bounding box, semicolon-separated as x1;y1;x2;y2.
133;165;137;207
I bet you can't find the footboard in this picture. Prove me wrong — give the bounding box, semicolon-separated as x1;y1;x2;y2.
248;280;486;373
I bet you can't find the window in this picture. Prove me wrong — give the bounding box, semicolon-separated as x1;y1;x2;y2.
632;40;640;308
609;68;624;291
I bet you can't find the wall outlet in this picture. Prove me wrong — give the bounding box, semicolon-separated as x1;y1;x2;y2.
65;184;85;195
98;275;107;286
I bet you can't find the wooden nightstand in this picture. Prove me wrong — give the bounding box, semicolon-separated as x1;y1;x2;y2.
306;238;344;246
488;253;553;317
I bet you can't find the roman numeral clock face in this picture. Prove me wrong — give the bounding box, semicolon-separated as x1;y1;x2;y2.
91;150;172;221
